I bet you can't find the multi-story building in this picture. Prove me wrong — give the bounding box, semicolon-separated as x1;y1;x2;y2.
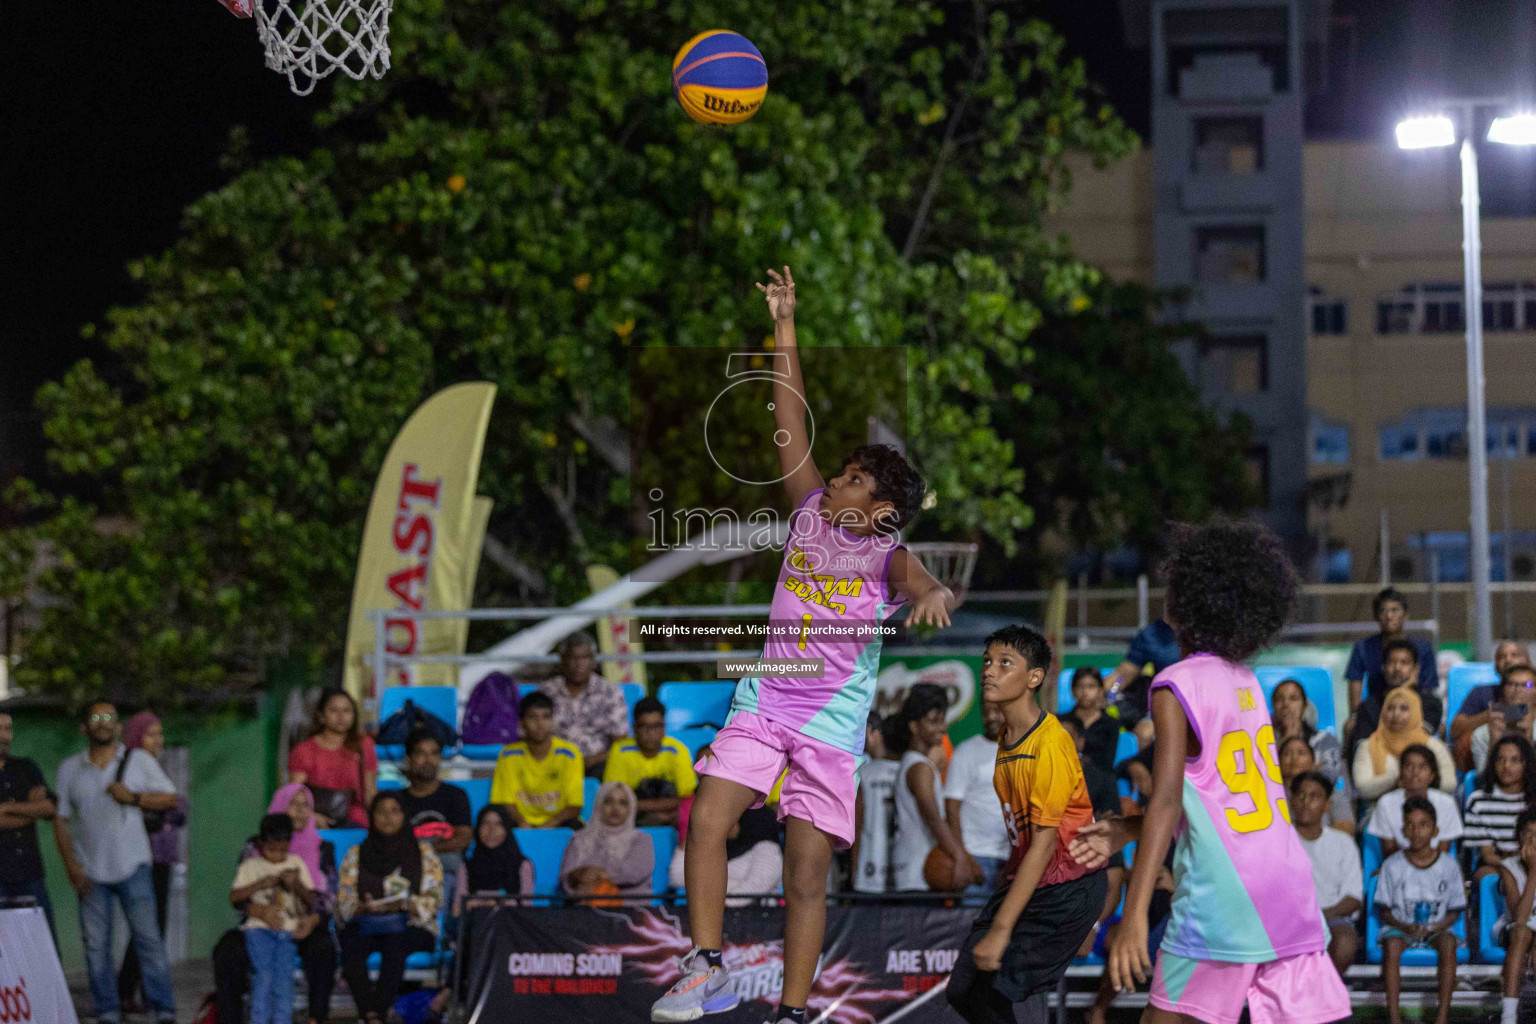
1047;138;1536;592
1115;0;1323;548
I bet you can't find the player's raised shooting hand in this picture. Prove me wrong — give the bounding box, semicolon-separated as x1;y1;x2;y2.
907;586;954;629
756;266;796;322
1107;915;1150;992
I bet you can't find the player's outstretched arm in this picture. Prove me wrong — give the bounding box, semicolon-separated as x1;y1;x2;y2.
1106;688;1187;992
755;265;823;507
1068;816;1141;870
888;548;955;629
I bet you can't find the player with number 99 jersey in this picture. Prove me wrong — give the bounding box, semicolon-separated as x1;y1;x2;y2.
1152;653;1328;961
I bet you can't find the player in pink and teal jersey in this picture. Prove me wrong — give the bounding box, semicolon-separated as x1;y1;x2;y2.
1069;519;1350;1024
651;267;956;1024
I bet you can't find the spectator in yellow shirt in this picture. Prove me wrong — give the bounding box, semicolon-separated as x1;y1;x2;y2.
603;697;698;827
489;693;584;828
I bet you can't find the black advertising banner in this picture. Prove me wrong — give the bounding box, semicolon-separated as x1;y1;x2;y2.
463;902;974;1024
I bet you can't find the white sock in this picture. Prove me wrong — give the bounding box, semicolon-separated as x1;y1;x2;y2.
1504;995;1519;1024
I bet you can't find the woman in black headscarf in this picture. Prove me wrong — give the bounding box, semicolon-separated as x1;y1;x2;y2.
337;793;443;1024
459;806;532;902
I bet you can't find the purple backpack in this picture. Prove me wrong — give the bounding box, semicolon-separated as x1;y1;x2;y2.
461;672;521;746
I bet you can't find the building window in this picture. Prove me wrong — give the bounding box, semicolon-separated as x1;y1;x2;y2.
1308;286;1347;335
1380;407;1536;461
1244;445;1270;506
1192;116;1263;175
1202;335;1267;394
1310;413;1349;464
1194;225;1265;285
1368;282;1536;335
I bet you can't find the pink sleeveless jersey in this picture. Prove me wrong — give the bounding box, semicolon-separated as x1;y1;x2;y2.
728;488;906;755
1152;653;1329;962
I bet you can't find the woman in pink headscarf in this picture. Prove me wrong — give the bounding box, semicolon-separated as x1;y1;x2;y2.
117;712;189;1011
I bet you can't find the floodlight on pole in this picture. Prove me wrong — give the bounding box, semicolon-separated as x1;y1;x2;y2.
1395;114;1456;149
1395;101;1497;660
1489;113;1536;146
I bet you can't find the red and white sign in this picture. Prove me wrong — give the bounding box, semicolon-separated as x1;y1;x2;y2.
0;909;75;1024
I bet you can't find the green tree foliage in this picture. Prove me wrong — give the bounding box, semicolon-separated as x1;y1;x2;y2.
2;0;1249;699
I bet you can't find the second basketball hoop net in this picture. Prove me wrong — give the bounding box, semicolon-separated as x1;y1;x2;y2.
906;542;979;609
218;0;394;96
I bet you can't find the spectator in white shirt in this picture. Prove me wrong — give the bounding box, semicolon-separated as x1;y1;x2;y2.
1366;744;1463;857
1494;812;1536;1024
944;702;1010;898
1289;771;1361;977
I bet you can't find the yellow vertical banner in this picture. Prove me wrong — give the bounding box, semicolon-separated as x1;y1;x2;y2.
586;565;647;689
341;383;498;705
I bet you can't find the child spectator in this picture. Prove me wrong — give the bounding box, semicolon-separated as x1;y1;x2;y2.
1493;811;1536;1024
852;712;898;894
1375;796;1464;1024
1472;664;1536;773
1279;736;1355;836
945;701;1011;897
1366;744;1463;857
229;814;317;1024
1063;668;1121;773
489;692;584;828
1290;771;1362;977
559;782;654;898
890;685;975;892
1353;688;1456;803
1466;734;1536;883
603;696;698;827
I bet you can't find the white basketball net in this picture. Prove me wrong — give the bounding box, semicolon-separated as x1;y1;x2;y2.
906;542;980;605
247;0;395;96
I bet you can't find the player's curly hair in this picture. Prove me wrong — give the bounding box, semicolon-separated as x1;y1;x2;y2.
842;444;925;533
1161;517;1298;663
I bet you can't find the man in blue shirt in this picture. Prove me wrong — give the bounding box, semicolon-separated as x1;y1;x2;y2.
1345;587;1436;714
1109;618;1182;747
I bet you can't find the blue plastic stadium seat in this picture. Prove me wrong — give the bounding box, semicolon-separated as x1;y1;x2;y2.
377;685;460;760
1364;871;1469;965
1448;662;1499;733
1255;666;1337;737
461;739;512;762
620;683;646;722
1113;730;1139;767
458;778;491;822
515;828;574;897
1056;666;1121;717
641;827;678;899
317;829;367;876
656;682;735;731
1461;770;1480;809
581;777;600;823
1362;833;1384;880
673;725;718;760
377;777;405;792
1479;872;1508;964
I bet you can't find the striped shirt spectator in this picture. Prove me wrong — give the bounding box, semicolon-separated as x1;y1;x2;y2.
1465;733;1536;870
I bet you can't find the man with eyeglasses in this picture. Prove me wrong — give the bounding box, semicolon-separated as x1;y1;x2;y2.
53;701;179;1024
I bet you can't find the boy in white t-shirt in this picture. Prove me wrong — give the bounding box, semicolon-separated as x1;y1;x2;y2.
1290;771;1362;977
1366;745;1463;856
230;814;319;1024
1374;796;1465;1024
1494;812;1536;1024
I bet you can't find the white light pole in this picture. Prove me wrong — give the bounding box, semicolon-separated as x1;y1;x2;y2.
1396;103;1536;660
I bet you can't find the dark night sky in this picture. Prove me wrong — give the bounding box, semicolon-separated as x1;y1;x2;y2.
3;0;1535;489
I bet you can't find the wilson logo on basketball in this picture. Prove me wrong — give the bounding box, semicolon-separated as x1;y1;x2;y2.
701;95;762;116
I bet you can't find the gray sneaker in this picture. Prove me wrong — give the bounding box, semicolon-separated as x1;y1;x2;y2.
650;949;740;1021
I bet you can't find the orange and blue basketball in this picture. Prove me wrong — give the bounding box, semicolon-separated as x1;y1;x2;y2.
671;31;768;126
